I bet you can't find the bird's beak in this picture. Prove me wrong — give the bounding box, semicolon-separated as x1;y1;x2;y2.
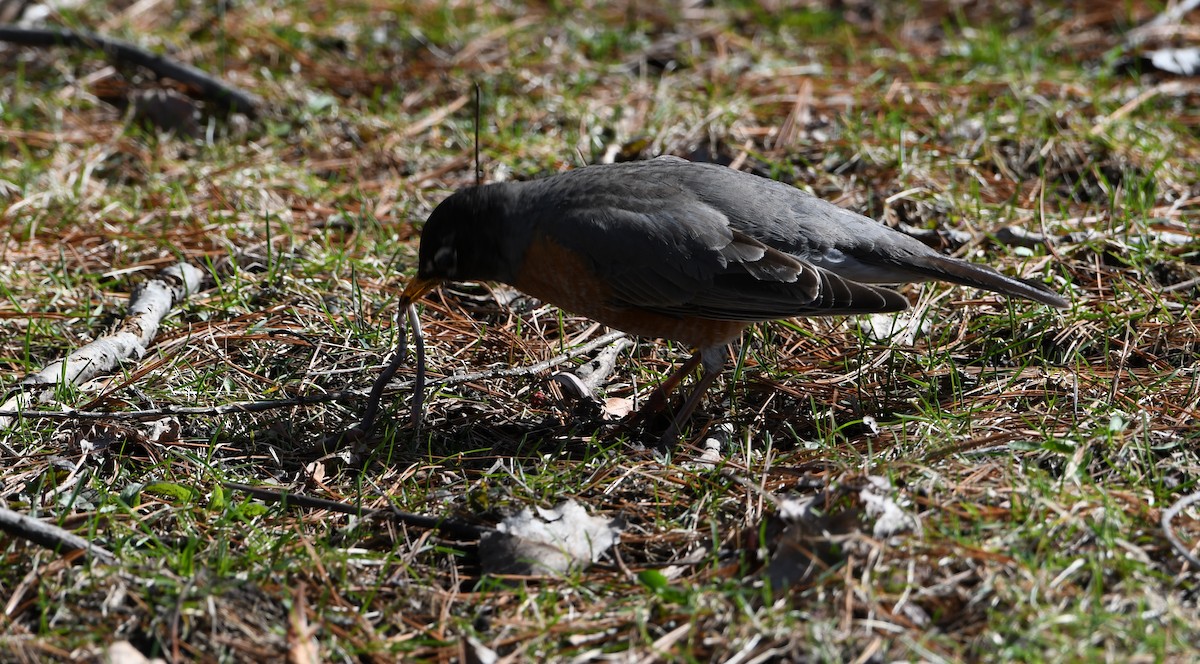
399;276;439;306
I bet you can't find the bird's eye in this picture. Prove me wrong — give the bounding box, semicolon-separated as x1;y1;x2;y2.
433;246;457;276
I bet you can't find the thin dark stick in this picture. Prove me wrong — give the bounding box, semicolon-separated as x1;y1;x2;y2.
0;505;116;565
0;330;629;422
407;304;426;429
0;390;357;421
0;26;260;117
356;304;415;436
474;81;482;186
224;482;486;539
1162;490;1200;570
440;330;628;385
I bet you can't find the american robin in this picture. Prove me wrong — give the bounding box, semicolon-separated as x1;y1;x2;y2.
400;156;1068;446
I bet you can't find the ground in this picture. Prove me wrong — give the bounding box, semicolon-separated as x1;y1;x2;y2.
1;1;1199;662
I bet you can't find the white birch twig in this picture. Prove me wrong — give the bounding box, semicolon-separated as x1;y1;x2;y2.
0;262;208;434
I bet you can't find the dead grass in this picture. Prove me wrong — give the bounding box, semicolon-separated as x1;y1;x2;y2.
2;0;1199;661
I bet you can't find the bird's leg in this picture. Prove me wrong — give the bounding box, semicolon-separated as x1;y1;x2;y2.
637;349;704;418
619;350;700;439
657;346;727;450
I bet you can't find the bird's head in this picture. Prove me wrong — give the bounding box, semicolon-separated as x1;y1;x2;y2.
400;184;523;305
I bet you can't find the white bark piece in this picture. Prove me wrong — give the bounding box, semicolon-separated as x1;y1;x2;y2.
0;262;207;432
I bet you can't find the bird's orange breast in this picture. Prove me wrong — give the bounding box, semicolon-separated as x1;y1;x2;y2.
512;235;749;348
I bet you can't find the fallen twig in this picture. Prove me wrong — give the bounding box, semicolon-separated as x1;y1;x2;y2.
0;505;116;565
1162;276;1200;293
1127;0;1200;46
0;262;209;434
0;26;260;117
0;390;358;422
551;335;634;407
443;330;629;385
1090;82;1185;136
324;302;425;450
574;336;635;394
353;304;421;441
1162;490;1200;571
321;326;625;450
224;482;487;539
1;330;632;430
409;305;427;429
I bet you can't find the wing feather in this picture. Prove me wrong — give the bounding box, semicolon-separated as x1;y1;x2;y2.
530;187;909;322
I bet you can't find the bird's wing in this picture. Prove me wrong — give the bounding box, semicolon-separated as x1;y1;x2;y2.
536;189;909;322
666;163;1069;308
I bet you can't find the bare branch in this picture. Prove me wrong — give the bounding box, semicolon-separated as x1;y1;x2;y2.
0;26;260;116
1162;490;1200;571
1;262;209;433
224;482;487;540
0;505;116;565
0;330;633;428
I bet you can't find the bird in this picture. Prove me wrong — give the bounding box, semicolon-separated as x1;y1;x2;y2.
399;156;1068;447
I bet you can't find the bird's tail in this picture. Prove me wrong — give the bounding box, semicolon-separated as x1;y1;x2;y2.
901;254;1069;308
